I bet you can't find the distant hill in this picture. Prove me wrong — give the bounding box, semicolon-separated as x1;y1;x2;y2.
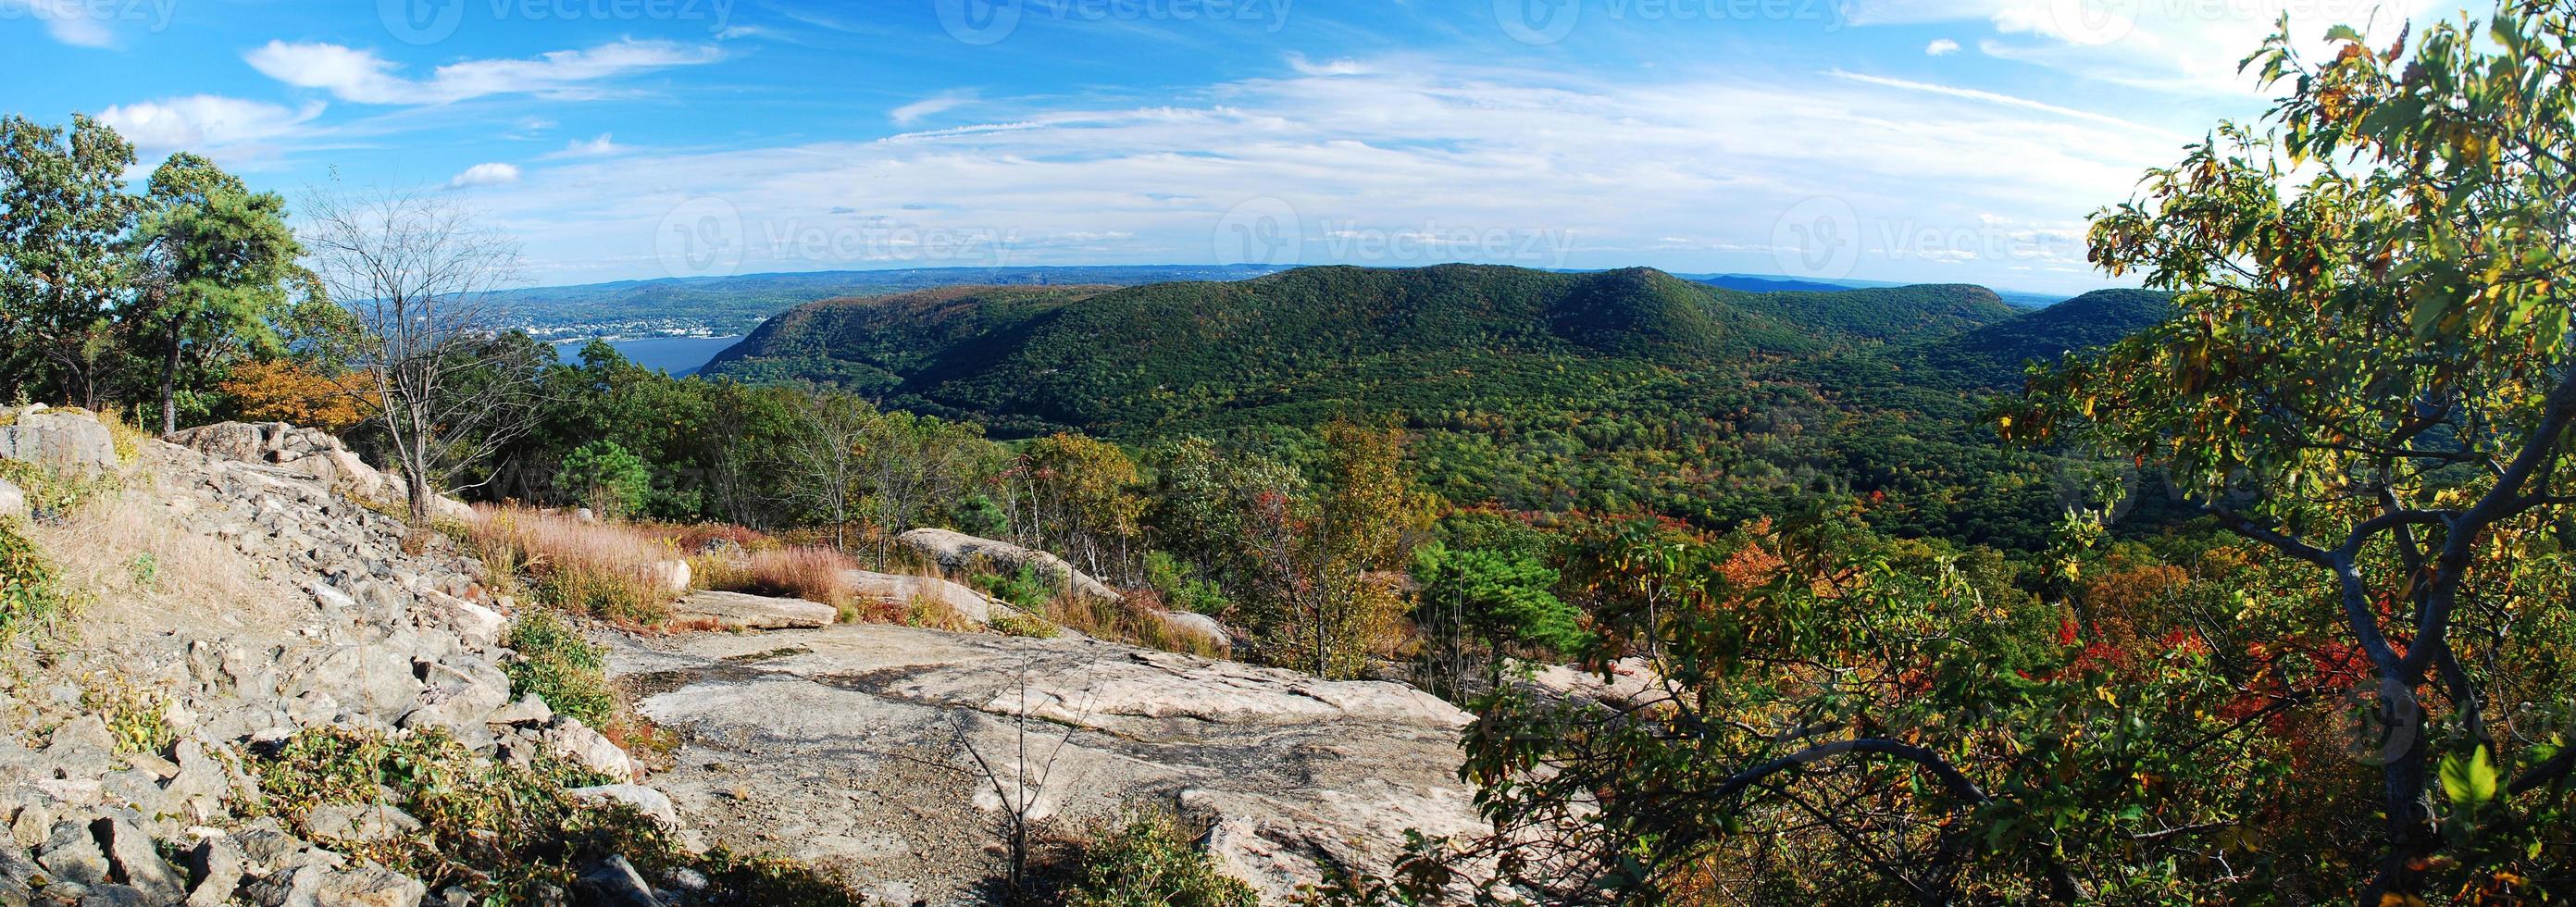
492;264;1288;338
1723;283;2020;347
701;264;2167;549
706;265;1850;435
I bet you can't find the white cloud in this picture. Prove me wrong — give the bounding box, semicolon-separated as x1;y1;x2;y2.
245;39;722;106
1926;38;1961;56
890;92;976;127
542;133;627;158
96;95;327;160
469;59;2182;292
449;162;522;188
0;0;119;47
1850;0;2445;94
1286;54;1369;76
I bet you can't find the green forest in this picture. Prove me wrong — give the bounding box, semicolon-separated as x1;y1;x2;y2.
4;3;2576;905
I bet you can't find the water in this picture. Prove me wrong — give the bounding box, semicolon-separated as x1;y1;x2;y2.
550;335;742;377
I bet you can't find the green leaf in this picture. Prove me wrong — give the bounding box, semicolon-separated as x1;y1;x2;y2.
2438;746;2498;809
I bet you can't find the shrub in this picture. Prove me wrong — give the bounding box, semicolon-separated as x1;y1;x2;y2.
504;610;615;727
0;459;120;520
251;726;865;905
0;518;69;640
468;505;676;624
1066;807;1257;907
973;565;1057;611
554;440;653;521
1144;550;1228;616
989;611;1062;640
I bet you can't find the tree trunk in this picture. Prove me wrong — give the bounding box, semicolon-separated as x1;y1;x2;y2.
159;318;182;436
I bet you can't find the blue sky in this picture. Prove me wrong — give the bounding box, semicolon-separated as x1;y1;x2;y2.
1;0;2459;294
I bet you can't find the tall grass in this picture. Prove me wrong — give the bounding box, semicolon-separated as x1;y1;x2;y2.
467;505;679;624
694;545;890;623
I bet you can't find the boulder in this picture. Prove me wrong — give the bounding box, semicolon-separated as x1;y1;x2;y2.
0;409;118;473
1159;610;1232;651
167;422;472;522
312;864;426;907
617;623;1483;904
647;560;691;595
542;720;636;781
671;590;837;630
93;812;186;902
571;855;656;907
840;569;1012;626
894;528;1122;605
184;837;245;907
568;785;679;829
0;476;24;520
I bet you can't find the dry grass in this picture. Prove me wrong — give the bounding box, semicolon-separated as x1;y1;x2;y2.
27;487;289;640
693;546;872;619
467;505;680;624
1040;592;1226;659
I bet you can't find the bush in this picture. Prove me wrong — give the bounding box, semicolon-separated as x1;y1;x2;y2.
973;565;1057;611
1144;550;1228;616
1066;807;1257;907
251;726;865;905
989;611;1062;639
0;517;69;640
554;440;652;521
504;610;614;727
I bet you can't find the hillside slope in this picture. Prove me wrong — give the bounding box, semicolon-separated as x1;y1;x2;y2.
703;265;2008;436
703;267;2172;549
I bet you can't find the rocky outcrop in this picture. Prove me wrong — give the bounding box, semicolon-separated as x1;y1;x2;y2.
672;590;837;630
895;528;1122;605
166;421;472;522
0;411;583;905
0;407;118;474
607;625;1484;903
841;568;1015;626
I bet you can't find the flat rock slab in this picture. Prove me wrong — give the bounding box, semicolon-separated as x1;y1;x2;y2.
605;625;1481;904
674;590;839;630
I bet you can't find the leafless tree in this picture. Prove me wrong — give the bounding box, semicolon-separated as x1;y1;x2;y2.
787;392;873;552
943;655;1090;902
300;185;543;523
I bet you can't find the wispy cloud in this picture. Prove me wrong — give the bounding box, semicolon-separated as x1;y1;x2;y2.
450;162;522;187
1925;38;1961;56
96;95;328;167
541;133;628;158
468;59;2179;291
890;91;977;127
0;0;123;47
1850;0;2438;94
245;39;723;106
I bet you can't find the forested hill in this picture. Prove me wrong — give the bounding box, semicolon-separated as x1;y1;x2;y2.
703;264;2170;548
